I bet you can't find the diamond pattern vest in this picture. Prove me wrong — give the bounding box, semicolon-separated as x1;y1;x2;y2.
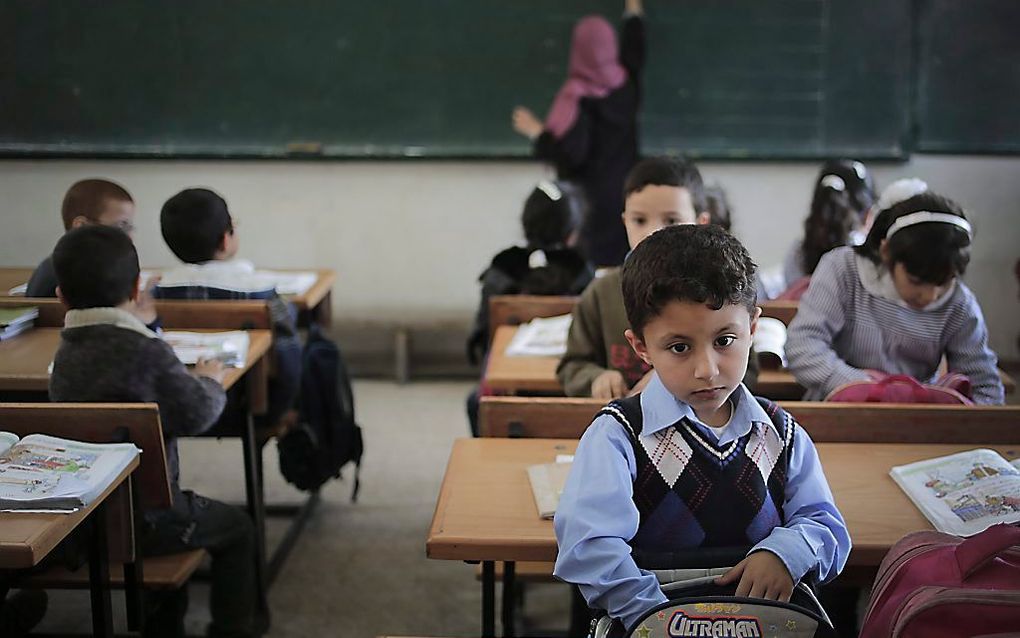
599;394;795;553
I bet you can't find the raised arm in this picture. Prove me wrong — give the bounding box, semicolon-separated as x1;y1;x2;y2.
620;0;646;77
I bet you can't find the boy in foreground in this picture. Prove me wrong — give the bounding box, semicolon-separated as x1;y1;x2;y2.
554;224;850;632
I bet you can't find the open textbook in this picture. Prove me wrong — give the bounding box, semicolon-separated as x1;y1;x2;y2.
526;455;574;519
162;331;250;368
506;314;572;357
0;433;139;512
891;448;1020;536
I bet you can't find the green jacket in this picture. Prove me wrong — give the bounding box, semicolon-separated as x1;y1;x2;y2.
556;268;760;397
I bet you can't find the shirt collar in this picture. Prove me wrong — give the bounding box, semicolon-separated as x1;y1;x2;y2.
159;259;275;294
639;372;772;444
64;307;159;339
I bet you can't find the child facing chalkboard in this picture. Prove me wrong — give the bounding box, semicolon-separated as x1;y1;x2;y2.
511;0;645;268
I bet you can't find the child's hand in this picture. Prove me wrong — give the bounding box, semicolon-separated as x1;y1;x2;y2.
132;275;161;325
512;107;543;140
714;551;794;601
194;358;226;384
592;370;627;399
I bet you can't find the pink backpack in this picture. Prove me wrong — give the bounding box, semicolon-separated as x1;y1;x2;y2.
860;524;1020;638
825;374;973;405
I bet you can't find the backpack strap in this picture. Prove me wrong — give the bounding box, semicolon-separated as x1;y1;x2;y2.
596;394;644;443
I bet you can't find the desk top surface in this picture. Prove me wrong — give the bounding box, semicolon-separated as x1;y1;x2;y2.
0;455;139;569
0;266;334;311
426;437;1020;566
0;328;271;393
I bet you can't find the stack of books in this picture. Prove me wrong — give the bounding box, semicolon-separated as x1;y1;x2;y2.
0;306;39;341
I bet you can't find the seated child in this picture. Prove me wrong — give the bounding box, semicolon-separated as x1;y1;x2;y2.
48;225;260;638
554;224;850;631
466;180;593;436
27;178;137;298
466;180;593;365
557;156;758;399
155;187;301;426
786;191;1004;404
757;160;875;301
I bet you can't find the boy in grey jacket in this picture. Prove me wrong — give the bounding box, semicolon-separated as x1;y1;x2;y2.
50;225;260;638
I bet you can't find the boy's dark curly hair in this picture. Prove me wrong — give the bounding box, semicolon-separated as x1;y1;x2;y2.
622;224;757;339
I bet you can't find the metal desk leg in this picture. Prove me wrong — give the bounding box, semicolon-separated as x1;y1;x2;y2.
482;560;495;638
123;475;145;632
241;413;270;614
502;560;517;637
88;500;114;638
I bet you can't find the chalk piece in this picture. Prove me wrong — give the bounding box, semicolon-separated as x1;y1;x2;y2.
286;141;323;155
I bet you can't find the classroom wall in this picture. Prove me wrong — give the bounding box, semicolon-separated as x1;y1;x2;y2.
1;156;1018;363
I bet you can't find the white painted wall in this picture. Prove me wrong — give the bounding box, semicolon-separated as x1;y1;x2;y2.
1;156;1018;359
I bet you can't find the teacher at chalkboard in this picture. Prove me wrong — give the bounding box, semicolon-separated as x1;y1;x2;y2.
511;0;645;268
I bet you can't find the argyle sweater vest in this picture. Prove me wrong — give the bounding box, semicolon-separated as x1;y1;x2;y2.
599;394;795;553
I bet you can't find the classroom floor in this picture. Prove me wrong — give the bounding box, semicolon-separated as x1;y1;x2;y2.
32;380;573;638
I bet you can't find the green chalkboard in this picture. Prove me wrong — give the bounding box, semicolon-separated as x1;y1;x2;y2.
0;0;912;159
916;0;1020;154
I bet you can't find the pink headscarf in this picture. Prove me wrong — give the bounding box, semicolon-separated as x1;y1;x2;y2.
544;15;628;139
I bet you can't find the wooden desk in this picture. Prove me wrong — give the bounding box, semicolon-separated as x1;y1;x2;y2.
427;437;1020;636
485;326;561;394
0;267;32;295
286;268;335;326
0;328;271;412
485;325;806;400
0;455;139;636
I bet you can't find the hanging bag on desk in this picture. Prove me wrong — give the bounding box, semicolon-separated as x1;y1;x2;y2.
825;373;972;405
278;324;363;499
860;523;1020;638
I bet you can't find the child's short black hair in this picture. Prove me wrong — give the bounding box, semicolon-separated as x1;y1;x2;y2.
521;181;582;249
52;225;139;309
623;156;707;212
622;225;757;339
160;188;233;263
855;191;971;285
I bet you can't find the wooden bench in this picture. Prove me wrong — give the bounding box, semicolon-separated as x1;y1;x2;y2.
0;297;271;330
0;403;207;593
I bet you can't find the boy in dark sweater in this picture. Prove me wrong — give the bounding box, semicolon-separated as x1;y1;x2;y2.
27;178;137;298
49;225;259;638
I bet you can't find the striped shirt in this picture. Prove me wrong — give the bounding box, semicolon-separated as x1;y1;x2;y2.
786;247;1004;404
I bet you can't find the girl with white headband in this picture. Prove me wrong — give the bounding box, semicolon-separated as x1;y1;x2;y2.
757;159;875;300
786;191;1004;404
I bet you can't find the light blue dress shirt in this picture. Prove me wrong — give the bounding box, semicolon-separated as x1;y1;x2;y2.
553;373;851;630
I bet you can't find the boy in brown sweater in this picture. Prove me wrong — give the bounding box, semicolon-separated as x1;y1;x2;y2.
557;157;758;398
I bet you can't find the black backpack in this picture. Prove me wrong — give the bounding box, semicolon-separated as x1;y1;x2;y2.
278;325;363;500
